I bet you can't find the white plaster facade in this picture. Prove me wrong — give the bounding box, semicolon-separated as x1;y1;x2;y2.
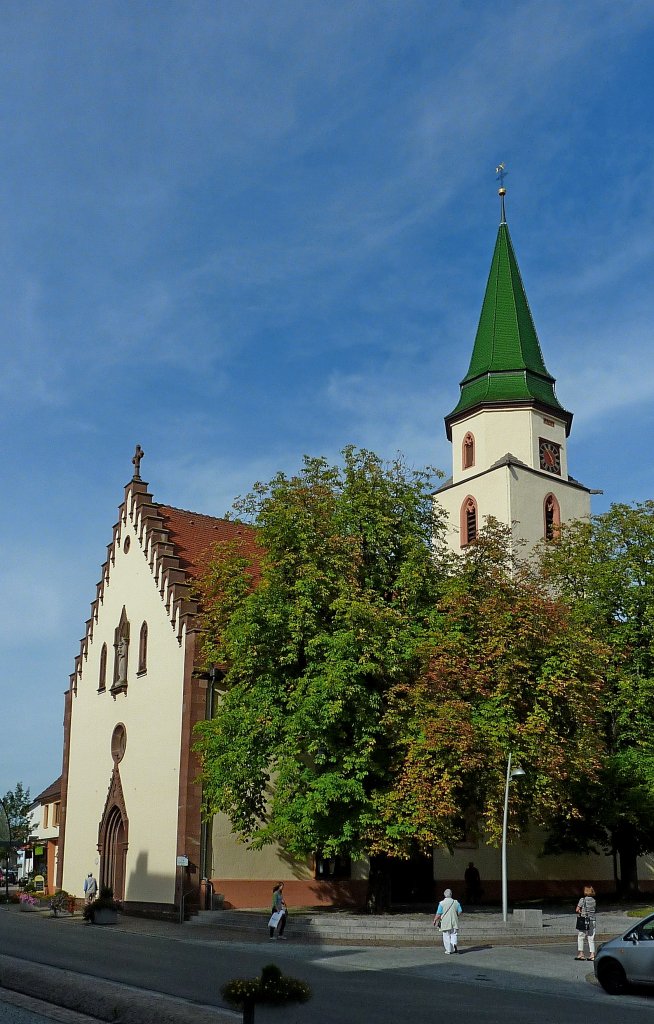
58;475;365;913
437;405;591;553
433;831;654;895
60;483;190;907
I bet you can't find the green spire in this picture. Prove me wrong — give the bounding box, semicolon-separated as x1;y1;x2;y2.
445;216;572;438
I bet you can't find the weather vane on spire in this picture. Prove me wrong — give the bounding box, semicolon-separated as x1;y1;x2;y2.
495;162;508;223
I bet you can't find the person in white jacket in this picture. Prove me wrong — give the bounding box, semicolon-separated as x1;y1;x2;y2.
433;888;463;954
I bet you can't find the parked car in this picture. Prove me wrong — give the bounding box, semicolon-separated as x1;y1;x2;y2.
595;911;654;994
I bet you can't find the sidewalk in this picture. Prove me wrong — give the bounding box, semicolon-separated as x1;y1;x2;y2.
179;904;638;946
1;899;642;946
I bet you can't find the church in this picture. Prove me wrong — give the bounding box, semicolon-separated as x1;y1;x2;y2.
56;187;650;914
436;182;593;552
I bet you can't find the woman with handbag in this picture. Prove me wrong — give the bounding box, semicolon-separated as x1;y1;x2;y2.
574;885;597;960
268;882;288;939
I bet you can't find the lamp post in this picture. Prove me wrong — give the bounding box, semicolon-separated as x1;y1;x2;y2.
501;752;525;923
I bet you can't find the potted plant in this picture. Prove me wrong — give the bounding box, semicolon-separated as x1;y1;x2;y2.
50;890;74;917
84;886;121;925
221;963;311;1023
18;892;38;913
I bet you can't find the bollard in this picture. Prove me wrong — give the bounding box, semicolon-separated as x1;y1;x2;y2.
242;996;255;1024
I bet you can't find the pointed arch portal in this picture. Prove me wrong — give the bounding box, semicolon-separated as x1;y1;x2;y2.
98;766;129;901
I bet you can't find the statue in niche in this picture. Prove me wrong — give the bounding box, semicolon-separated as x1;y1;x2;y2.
117;637;129;685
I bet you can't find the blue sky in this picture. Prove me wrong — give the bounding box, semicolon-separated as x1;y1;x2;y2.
2;0;654;796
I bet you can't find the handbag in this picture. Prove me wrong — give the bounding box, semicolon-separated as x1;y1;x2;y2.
576;896;591;932
268;910;283;928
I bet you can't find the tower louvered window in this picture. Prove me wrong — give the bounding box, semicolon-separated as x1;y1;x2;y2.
461;497;478;546
544;494;561;542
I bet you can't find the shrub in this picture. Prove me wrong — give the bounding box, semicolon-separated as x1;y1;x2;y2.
221;963;311;1008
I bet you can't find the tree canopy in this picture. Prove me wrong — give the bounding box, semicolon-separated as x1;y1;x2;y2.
1;782;32;845
538;502;654;891
374;524;606;855
194;449;609;872
195;447;450;858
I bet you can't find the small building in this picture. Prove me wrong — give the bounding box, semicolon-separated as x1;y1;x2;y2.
21;777;62;894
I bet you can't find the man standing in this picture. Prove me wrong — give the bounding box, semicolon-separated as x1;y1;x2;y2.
464;861;482;904
433;888;463;954
83;873;97;905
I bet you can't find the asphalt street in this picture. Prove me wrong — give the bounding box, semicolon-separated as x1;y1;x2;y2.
2;908;654;1024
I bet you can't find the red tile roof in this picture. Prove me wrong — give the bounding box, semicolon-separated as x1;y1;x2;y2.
156;505;262;581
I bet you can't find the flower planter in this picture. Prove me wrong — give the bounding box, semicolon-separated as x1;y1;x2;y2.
93;907;118;925
19;902;38;912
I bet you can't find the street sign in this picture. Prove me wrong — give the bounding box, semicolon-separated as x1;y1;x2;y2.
176;855;189;867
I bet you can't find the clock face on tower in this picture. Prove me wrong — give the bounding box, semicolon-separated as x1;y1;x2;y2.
539;438;561;475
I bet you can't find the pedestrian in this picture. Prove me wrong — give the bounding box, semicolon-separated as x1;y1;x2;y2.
433;888;463;954
574;884;597;961
268;881;288;939
464;861;482;904
83;873;97;905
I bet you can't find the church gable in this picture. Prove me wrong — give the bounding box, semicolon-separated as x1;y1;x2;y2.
70;462;260;695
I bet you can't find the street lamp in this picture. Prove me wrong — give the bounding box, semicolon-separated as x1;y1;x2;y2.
501;752;525;923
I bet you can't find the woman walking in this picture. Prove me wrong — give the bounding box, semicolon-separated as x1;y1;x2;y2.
269;882;288;939
433;888;463;954
575;885;597;961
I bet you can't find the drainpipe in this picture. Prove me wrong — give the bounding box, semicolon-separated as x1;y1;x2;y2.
199;667;218;883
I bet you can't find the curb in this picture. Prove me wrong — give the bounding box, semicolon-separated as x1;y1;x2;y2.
0;955;238;1024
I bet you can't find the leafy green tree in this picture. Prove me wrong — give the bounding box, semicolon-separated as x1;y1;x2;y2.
538;502;654;893
373;523;607;854
1;782;32;844
194;447;450;864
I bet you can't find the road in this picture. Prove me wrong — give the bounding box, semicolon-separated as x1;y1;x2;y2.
1;909;654;1023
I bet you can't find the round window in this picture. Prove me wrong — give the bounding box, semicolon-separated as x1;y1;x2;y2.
111;723;127;763
123;535;131;553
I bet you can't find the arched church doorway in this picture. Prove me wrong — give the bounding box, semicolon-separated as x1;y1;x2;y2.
100;804;128;901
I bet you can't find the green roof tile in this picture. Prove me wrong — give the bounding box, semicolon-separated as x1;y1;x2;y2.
445;220;571;435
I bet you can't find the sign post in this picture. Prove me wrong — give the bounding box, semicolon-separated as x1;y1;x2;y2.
176;856;189;925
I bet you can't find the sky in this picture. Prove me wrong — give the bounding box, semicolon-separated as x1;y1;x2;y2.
2;0;654;797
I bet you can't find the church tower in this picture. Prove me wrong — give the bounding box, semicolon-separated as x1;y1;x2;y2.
436;179;592;552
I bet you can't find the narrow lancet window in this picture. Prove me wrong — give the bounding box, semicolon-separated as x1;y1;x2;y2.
462;432;475;470
138;622;148;675
99;643;107;691
461;496;478;546
544;494;561;542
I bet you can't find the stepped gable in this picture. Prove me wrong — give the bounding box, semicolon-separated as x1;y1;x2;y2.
69;478;261;693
